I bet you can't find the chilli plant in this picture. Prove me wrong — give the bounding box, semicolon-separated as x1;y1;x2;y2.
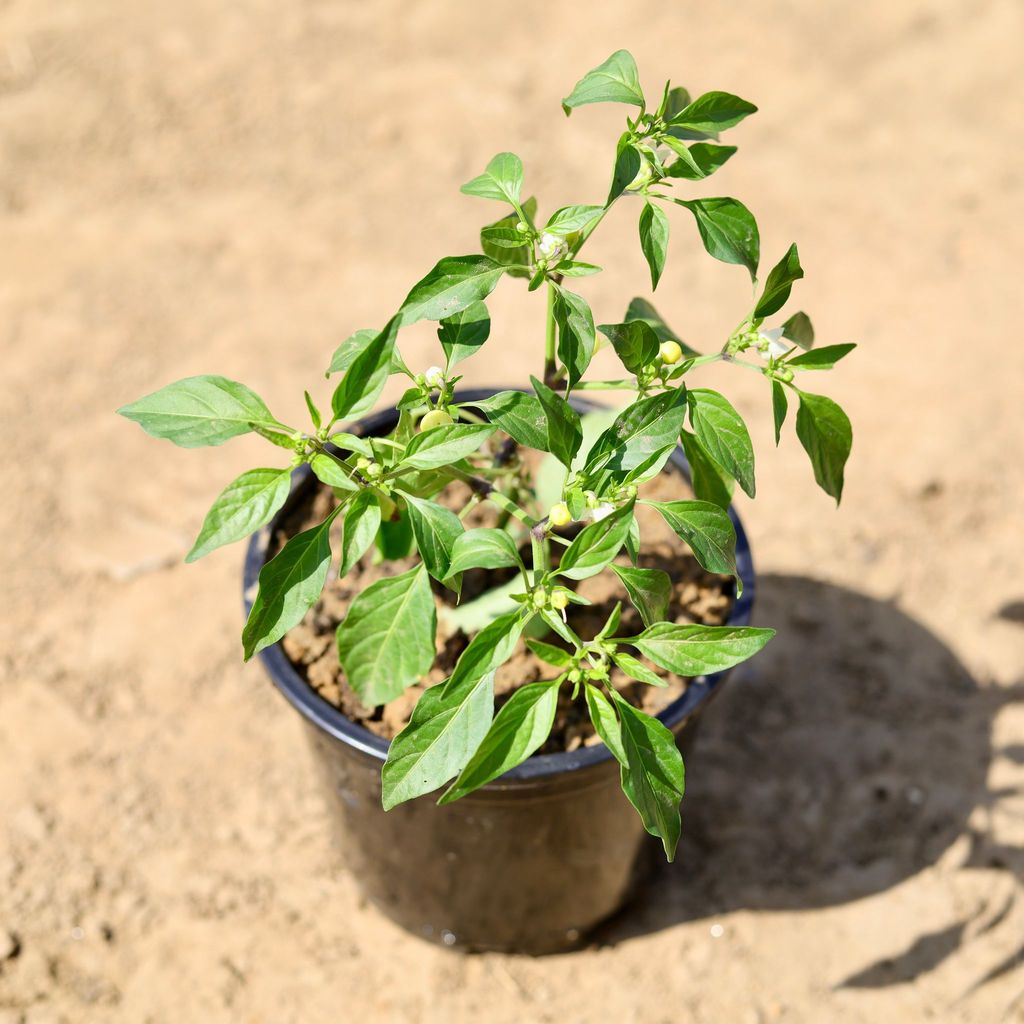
119;51;853;860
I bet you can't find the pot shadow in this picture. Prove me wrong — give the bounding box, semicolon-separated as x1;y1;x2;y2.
593;573;1024;990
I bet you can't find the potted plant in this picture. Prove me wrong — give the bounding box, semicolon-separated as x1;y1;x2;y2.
118;50;853;953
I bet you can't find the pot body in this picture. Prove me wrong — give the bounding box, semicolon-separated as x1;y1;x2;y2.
245;389;755;954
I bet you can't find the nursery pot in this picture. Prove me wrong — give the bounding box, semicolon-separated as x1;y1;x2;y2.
244;388;756;955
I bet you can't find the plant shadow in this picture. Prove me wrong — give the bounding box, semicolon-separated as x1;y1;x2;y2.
593;573;1024;989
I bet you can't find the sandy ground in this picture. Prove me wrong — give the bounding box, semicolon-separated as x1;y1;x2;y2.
2;0;1023;1020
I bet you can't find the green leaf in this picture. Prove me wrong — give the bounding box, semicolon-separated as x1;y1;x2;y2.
611;564;671;627
480;198;537;279
336;565;436;706
376;509;414;560
304;391;322;429
309;453;358;491
445;528;524;578
381;671;495;809
400;491;464;587
597;319;660;375
562;49;644;115
440;611;528;698
242;506;340;660
326;432;374;458
629;623;775;677
611;650;666;688
584;684;628;764
558;261;602;277
794;390;852;504
661;85;691;117
330;316;400;421
186;468;291;563
545;205;604;234
680;430;733;509
668;90;757;134
525;638;574;668
625;297;698;356
326;327;407;386
754;243;804;318
687;388;756;497
782;311;815;348
557;500;635;581
339;490;380;577
404;422;497;469
771;381;788;446
438;301;491;368
327;329;375;376
481;224;529;249
664;141;736;180
787;343;856;371
639;201;670;291
608;134;643;203
399;255;505;325
554;287;596;388
531;375;583;469
440;679;561;802
118;375;283;449
678;197;760;280
585;387;688;475
473;390;548;450
647;500;738;577
459;152;524;206
610;691;685;860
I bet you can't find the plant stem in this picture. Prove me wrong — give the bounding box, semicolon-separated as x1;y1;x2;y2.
530;532;548;588
443;466;538;528
543;282;558;386
574;379;639;391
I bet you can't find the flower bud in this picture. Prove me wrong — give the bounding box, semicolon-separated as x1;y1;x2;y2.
419;409;453;431
537;232;568;263
584;490;600;509
548;502;572;527
531;590;549;610
366;462;383;479
423;366;445;390
516;221;530;234
659;340;683;365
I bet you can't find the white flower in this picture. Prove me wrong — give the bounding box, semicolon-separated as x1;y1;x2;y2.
423;366;445;389
537;232;568;263
589;502;615;522
755;327;789;361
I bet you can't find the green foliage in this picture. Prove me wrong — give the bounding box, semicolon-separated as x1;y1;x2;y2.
686;388;756;497
794;390;853;503
646;500;738;579
336;565;437;706
438;301;491;368
639;201;669;290
120;50;855;859
460;152;524;207
186;468;291;563
118;376;285;448
611;690;686;860
562;50;644;115
242;507;341;660
677;197;760;280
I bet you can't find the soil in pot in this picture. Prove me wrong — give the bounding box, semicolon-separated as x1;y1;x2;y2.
273;456;735;755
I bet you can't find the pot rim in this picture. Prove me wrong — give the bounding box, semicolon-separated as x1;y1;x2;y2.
243;386;756;786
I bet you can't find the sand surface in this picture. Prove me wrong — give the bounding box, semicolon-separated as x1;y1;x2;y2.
2;1;1023;1021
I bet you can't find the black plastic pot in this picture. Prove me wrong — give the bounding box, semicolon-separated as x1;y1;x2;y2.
244;388;756;954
